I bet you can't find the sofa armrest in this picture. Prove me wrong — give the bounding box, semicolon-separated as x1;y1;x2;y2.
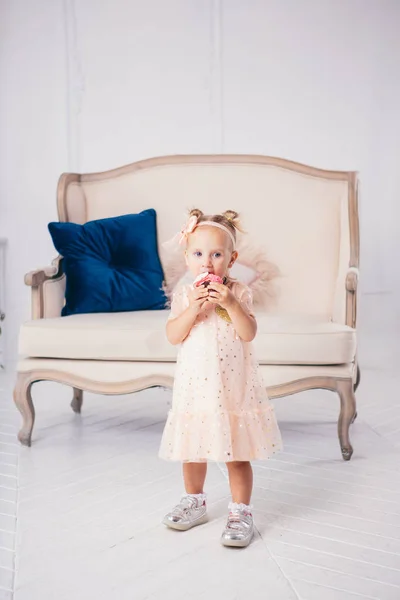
25;256;65;319
345;267;359;293
25;259;61;286
345;266;359;329
332;267;359;328
333;266;359;328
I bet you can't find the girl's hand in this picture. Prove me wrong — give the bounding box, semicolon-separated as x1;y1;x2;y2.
188;284;209;314
207;282;237;310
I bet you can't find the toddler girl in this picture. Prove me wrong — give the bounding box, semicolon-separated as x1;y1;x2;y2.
159;208;282;547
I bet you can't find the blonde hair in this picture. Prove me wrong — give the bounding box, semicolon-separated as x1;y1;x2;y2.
188;208;243;246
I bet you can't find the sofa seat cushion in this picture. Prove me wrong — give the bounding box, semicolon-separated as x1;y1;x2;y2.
19;311;356;365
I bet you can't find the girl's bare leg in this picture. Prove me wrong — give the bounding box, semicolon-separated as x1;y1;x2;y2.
226;461;253;504
183;462;208;494
221;461;254;547
163;462;208;530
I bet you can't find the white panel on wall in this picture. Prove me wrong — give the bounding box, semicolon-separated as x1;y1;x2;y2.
0;0;69;363
1;0;220;362
66;0;217;172
221;0;400;296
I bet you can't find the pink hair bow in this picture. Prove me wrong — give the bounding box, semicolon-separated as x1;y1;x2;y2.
179;215;198;245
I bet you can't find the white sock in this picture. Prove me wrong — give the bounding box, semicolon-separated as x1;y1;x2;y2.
229;501;253;515
184;492;207;505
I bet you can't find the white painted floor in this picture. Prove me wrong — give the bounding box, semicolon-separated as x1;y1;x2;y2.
1;327;400;600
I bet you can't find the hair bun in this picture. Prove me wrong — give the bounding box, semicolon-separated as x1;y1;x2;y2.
223;210;239;222
189;208;204;219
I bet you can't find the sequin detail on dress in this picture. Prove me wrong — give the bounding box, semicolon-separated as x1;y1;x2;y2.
159;281;282;462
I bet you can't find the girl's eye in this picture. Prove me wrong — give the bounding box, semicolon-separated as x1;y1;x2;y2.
214;252;222;258
194;251;202;257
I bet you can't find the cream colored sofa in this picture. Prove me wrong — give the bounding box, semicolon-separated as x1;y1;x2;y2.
14;155;360;460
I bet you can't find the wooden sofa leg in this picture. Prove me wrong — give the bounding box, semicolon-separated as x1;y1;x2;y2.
71;388;83;414
336;379;357;461
13;374;35;447
354;364;361;392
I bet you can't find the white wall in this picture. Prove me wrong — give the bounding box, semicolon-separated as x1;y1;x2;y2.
1;0;399;363
0;0;69;363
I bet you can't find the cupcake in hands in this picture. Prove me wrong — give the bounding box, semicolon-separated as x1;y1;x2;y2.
193;272;224;288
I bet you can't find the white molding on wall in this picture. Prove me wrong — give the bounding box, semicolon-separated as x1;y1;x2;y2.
63;0;85;173
63;1;224;162
209;0;224;153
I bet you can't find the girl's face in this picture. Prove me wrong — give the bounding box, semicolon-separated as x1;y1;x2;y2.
185;226;237;279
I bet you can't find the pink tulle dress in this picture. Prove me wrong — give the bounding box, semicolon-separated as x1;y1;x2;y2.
159;281;283;463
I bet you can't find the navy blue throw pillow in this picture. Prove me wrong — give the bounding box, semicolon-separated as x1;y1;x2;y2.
48;209;166;316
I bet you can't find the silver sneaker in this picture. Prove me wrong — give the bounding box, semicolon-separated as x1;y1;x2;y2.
221;506;254;548
163;495;208;531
